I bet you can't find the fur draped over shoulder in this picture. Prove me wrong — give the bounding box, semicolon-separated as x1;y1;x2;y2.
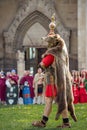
43;34;77;121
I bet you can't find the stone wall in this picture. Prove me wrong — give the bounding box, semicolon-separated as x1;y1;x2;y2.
54;0;77;70
0;0;18;70
0;0;78;72
78;0;87;70
54;0;77;29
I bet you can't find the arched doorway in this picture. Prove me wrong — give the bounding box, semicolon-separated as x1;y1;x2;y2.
22;20;48;75
14;11;50;76
3;8;70;76
25;47;46;75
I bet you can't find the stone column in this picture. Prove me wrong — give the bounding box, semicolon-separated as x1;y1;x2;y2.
17;50;25;78
62;32;70;53
78;0;87;70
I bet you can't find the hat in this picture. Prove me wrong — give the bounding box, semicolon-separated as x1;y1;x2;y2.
11;69;16;73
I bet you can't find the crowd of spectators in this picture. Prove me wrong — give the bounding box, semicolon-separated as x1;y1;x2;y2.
0;68;87;105
0;69;19;105
71;69;87;104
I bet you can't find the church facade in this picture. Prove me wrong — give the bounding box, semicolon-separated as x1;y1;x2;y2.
0;0;87;76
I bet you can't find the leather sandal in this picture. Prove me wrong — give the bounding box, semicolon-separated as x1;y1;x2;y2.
32;121;46;127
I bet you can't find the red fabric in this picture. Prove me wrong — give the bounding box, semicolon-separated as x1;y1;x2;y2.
19;75;35;98
45;84;57;97
42;54;54;67
72;85;79;104
0;77;6;101
79;83;87;103
9;75;19;85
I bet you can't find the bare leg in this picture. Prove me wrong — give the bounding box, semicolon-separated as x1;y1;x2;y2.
43;97;53;117
32;96;54;127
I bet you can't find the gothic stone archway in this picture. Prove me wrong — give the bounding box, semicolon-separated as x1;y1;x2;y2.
14;11;50;50
3;0;70;74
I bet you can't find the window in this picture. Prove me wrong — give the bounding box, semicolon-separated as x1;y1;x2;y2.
30;67;34;76
29;47;36;59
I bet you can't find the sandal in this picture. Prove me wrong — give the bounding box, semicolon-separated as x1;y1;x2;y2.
32;121;46;127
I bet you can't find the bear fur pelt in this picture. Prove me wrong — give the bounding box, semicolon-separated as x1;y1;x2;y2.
43;34;77;122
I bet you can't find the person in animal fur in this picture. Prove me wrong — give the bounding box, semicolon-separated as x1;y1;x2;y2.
32;14;77;128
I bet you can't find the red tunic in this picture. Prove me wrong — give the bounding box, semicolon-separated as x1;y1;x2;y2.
45;84;57;97
72;85;79;104
42;54;57;97
79;83;87;103
42;54;54;67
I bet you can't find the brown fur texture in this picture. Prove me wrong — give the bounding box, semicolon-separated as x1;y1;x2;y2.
43;34;77;121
